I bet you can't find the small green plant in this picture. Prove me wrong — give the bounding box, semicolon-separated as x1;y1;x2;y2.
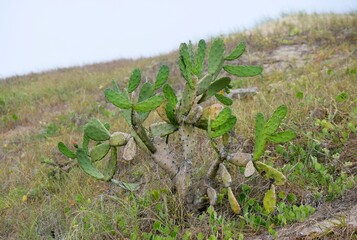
57;38;295;213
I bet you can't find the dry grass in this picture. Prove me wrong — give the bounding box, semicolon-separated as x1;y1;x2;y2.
0;12;356;239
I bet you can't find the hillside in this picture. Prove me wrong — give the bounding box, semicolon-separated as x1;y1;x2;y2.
0;13;356;239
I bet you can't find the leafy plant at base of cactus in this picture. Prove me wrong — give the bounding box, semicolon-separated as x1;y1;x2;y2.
56;38;295;214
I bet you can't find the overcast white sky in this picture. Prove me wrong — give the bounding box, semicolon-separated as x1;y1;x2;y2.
0;0;356;79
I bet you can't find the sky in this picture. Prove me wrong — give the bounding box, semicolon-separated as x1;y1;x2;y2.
0;0;356;79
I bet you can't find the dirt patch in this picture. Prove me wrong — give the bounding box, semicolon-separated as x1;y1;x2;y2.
262;44;313;73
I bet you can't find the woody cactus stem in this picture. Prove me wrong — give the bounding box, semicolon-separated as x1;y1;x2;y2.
175;123;195;197
151;137;178;178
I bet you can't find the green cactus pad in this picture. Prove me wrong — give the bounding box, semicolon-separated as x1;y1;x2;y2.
84;118;111;141
223;65;262;77
58;142;76;159
76;148;105;180
104;88;132;109
133;95;164;112
187;41;195;67
128;68;141;93
82;134;90;153
165;104;179;125
178;56;192;85
104;123;110;130
253;112;266;161
137;82;154;121
138;82;154;102
264;105;288;135
163;84;178;108
150;122;178;137
195;39;206;77
109;132;129;146
215;93;233;105
104;147;117;181
225;42;246;61
180;43;194;73
267;130;296;143
254;161;286;185
208;38;225;75
211;107;232;130
111;80;120;93
154;65;169;90
179;76;197;117
197;74;213;95
209;115;237;138
195;103;224;129
199;77;231;103
263;184;276;214
90;142;111;162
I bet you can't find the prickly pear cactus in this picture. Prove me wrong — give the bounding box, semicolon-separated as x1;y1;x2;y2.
56;38;296;214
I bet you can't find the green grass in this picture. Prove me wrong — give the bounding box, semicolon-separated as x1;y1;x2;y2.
0;12;356;239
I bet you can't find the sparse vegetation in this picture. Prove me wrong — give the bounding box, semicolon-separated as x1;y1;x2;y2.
1;13;356;239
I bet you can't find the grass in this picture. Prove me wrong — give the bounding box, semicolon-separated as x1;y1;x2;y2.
1;12;356;239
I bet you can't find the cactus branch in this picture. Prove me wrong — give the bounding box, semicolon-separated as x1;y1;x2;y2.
131;109;156;153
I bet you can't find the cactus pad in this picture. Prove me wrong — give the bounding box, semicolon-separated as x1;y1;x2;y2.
227;187;241;214
128;68;141;93
90;142;111;162
150;122;178;137
185;105;203;124
254;161;286;185
199;77;231;103
123;137;137;161
195;39;206;77
163;84;178;108
263;184;276;214
179;76;197;117
208;38;225;75
104;88;132;109
225;42;246;61
207;187;217;206
195;103;224;129
244;160;256;177
109;132;129;146
267;130;296;143
209;115;237;138
253;112;266;161
76;148;105;180
133;95;164;112
211;107;232;130
197;74;213;95
219;163;232;187
223;65;262;77
104;147;118;181
154;65;169;90
264;105;287;135
84;118;111;141
215;93;233;105
58;142;76;159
